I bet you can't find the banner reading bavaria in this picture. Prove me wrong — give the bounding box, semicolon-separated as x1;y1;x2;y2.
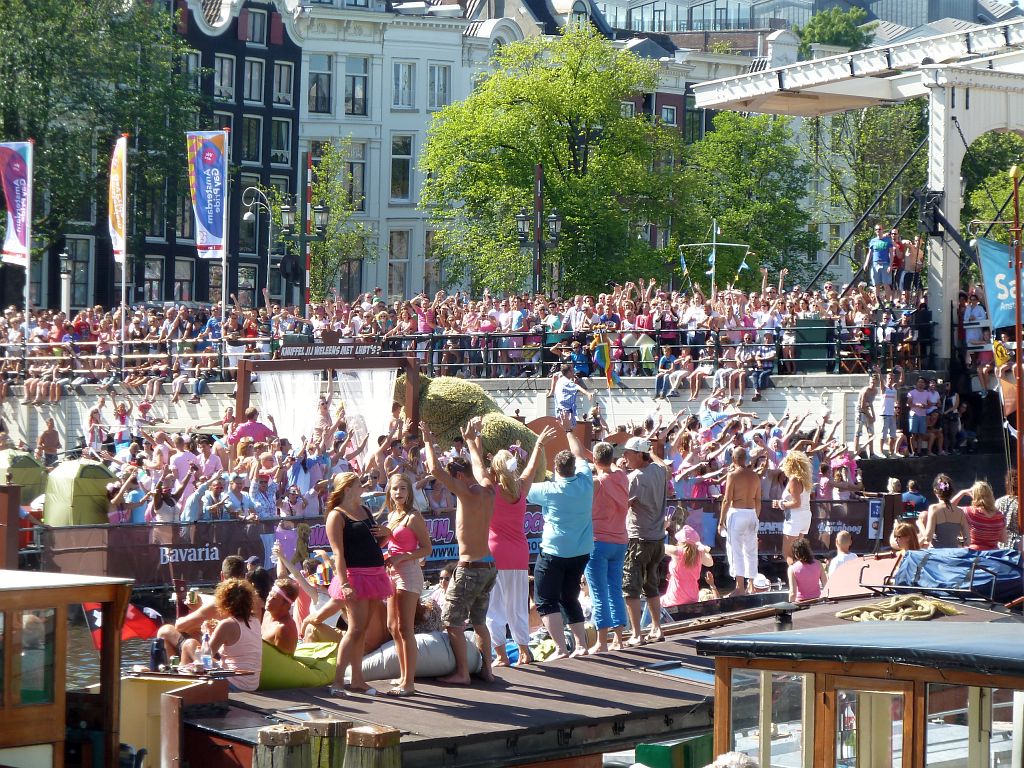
0;141;33;268
185;131;227;258
109;136;128;265
976;237;1017;330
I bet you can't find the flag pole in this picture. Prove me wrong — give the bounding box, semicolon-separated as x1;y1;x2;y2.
23;140;34;373
118;134;129;378
221;127;231;376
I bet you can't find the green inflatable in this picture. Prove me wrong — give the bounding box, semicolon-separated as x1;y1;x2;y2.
258;641;337;691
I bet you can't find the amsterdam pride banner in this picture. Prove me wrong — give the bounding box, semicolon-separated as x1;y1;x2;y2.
109;135;128;265
185;131;228;258
975;237;1017;330
0;141;33;268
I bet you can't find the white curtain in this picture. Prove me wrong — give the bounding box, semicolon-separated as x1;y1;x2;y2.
335;368;397;467
259;370;322;448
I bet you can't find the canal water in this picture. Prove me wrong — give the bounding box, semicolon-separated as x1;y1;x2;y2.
66;607;163;689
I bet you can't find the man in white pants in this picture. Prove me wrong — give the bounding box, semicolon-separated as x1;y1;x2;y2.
718;447;761;595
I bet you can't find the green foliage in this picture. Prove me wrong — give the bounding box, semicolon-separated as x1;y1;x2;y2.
804;100;927;262
960;131;1024;238
681;112;820;288
968;170;1015;247
708;40;737;54
0;0;202;251
421;25;684;295
796;7;876;58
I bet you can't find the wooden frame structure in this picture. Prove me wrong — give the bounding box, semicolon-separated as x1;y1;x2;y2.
0;570;133;767
235;354;421;431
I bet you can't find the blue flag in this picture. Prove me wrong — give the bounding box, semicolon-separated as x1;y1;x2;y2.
975;237;1017;330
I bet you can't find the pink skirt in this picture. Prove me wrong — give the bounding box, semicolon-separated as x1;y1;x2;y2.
328;567;394;602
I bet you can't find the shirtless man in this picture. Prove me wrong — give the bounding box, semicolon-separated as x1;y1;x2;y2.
719;447;761;595
262;578;299;655
421;418;497;685
854;376;878;459
157;555;245;658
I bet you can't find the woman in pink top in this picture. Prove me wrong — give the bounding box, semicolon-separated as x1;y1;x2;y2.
584;442;630;654
184;578;263;692
787;538;827;602
485;430;552;666
663;525;713;608
382;474;432;696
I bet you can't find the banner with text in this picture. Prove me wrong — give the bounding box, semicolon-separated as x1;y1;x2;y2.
185;130;228;258
0;141;33;268
109;135;128;264
976;237;1016;330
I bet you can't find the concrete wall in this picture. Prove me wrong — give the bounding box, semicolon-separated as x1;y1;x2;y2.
4;373;868;450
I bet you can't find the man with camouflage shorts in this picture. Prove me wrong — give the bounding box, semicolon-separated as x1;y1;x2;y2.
422;418;497;684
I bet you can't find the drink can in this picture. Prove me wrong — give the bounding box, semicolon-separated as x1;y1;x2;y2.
150;638;168;671
187;588;198;605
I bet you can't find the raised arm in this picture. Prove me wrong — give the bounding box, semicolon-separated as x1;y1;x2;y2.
519;426;557;497
556;412;589;462
420;422;476;502
462;417;493;489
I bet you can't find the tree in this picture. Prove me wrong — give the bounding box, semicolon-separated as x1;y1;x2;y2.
960;131;1024;236
0;0;201;251
420;25;684;296
681;112;820;288
795;7;876;58
261;140;374;303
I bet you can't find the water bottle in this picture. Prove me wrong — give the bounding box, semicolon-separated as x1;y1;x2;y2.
200;632;213;670
149;638;167;671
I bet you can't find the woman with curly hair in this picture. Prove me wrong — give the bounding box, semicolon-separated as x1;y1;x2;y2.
381;473;432;696
182;578;262;692
774;450;813;563
314;471;393;696
917;473;968;548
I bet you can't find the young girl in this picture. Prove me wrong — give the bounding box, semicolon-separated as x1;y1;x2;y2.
787;538;827;602
663;525;713;608
381;474;432;696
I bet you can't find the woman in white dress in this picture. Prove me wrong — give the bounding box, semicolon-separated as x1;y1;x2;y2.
775;450;813;564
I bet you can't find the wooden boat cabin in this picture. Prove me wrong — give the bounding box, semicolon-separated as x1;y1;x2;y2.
0;569;133;768
697;622;1024;767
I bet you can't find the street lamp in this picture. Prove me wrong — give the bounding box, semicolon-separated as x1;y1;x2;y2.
58;250;71;318
515;163;562;295
241;186;275;304
279;151;330;316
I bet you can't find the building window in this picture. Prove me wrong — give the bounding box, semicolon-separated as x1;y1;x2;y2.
344;142;366;211
345;57;368;116
244;58;265;103
620;101;635;118
392;62;416;109
208;263;222;303
114;258;134;300
308;54;333;114
183;51;201;90
238;265;258;307
240;116;262;163
176;193;194;240
66;237;92;308
388;230;409;300
268;265;283;303
213;111;233;136
239;174;260;253
144;187;164;239
214;54;235;101
339;260;362;301
390;134;413;202
29;253;45;307
245;9;267;44
425;232;442;295
273;62;293;106
173;259;194;301
660;105;677;125
346;0;369;6
143;258;164;302
270;119;291;165
427;63;451;110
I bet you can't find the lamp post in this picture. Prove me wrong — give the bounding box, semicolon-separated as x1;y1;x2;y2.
515;163;562;296
242;186;275;304
279;151;329;317
58;250;71;318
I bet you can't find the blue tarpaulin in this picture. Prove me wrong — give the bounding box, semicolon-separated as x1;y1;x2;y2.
894;548;1023;603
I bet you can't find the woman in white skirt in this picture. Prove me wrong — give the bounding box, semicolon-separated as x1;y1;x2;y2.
775;450;813;564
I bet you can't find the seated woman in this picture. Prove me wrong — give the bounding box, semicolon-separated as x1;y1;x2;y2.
917;474;968;548
662;525;713;609
960;481;1007;551
787;538;827;602
889;521;921;563
181;578;263;692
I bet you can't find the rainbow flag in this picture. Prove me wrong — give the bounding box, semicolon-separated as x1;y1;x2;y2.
590;330;622;388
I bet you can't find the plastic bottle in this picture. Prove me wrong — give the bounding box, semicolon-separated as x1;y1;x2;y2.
200;632;213;670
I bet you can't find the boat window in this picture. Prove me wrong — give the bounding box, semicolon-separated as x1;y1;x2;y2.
0;611;5;699
16;608;55;705
836;688;904;767
730;669;811;764
927;684;1022;766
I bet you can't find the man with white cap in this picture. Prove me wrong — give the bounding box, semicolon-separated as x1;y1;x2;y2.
621;436;668;645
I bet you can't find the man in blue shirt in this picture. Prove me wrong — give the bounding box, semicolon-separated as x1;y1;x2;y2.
527;416;593;660
901;479;929;518
654;346;677;399
865;224;893;300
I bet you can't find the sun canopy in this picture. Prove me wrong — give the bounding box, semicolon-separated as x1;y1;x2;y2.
0;449;47;503
696;622;1024;677
43;459;116;526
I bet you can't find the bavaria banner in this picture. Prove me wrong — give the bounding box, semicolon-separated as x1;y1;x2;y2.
0;141;33;268
109;135;128;264
976;236;1017;330
185;130;228;258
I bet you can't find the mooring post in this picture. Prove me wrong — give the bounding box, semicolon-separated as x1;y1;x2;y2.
341;725;400;768
307;718;352;768
255;724;311;768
